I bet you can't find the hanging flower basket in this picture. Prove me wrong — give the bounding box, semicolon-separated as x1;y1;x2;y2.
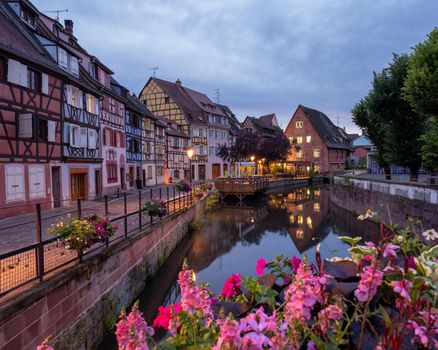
86;214;117;243
144;200;168;217
175;180;192;193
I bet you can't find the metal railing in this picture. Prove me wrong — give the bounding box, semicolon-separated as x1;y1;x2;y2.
0;184;199;299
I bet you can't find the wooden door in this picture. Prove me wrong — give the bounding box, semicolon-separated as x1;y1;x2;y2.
51;167;61;207
71;173;86;200
95;169;101;198
212;164;220;179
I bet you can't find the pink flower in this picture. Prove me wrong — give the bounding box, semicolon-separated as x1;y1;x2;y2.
220;274;242;299
307;341;317;350
391;280;412;304
256;258;266;275
153;303;182;330
213;317;242;350
290;256;302;273
318;304;343;332
383;243;399;258
114;223;119;230
408;256;417;269
240;307;276;334
284;261;327;322
407;320;429;346
37;339;54;350
354;265;384;302
242;332;272;349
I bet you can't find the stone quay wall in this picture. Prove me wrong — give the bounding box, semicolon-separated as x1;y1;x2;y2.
332;180;438;229
0;198;206;350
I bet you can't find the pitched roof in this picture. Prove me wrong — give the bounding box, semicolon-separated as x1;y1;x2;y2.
298;105;351;150
258;113;278;127
126;93;156;119
150;77;206;124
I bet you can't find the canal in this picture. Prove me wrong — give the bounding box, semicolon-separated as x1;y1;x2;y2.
98;185;381;348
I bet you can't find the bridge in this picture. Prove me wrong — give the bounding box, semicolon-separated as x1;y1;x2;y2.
216;176;269;201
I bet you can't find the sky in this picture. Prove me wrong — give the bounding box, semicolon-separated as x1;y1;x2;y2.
33;0;438;133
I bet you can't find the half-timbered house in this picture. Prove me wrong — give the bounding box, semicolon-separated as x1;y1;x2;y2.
139;77;231;181
141;104;156;187
154;118;166;185
0;2;65;216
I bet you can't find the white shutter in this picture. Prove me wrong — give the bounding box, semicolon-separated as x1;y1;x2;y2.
70;125;80;148
18;113;33;138
64;123;70;143
80;127;88;147
88;129;97;149
94;97;99;115
7;59;21;85
20;64;27;87
70;56;79;76
58;47;68;69
66;85;72;105
5;165;25;202
29;165;46;199
85;94;90;112
47;120;56;142
41;73;49;94
77;90;83;109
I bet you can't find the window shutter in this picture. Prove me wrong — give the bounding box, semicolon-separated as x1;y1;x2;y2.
70;56;79;76
5;165;25;202
18;114;33;138
7;58;21;84
19;63;27;87
85;94;90;112
64;123;70;143
29;165;46;199
58;48;68;69
41;73;49;94
66;85;72;105
88;129;97;149
47;120;56;142
80;127;88;147
77;90;83;109
69;125;75;147
94;97;99;115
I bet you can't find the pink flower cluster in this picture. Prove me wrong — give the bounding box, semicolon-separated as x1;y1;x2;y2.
213;307;276;350
37;339;54;350
407;310;438;347
256;258;266;275
318;304;343;333
220;273;242;299
178;268;213;321
152;303;182;333
115;303;154;350
284;261;328;323
391;279;412;306
290;256;302;273
354;265;384;302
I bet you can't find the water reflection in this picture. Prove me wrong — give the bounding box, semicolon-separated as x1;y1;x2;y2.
98;185;375;348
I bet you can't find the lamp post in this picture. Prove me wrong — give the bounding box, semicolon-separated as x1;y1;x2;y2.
187;148;194;183
250;155;255;176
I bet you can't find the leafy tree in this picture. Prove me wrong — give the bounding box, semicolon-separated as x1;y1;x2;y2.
257;131;291;171
404;28;438;171
353;54;427;181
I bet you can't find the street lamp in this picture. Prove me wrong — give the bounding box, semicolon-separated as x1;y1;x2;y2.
187;148;194;183
250;155;255;162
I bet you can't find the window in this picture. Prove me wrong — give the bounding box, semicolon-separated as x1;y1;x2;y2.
107;163;117;183
109;98;116;113
296;150;303;159
69;125;81;148
0;57;6;81
173;170;180;180
20;7;36;27
27;69;41;91
88;129;98;149
209;130;214;138
314;165;321;173
296;121;303;128
199;146;205;156
156;145;164;155
147;165;153;179
119;103;125;117
157;166;163;176
165;96;170;104
66;85;83;108
69;56;79;77
209;146;215;156
173;137;179;148
18;113;33;139
183;139;189;148
313;148;321;158
29;165;46;199
58;48;68;70
245;127;252;133
38;119;48;141
89;62;98;80
116;132;124;148
208;114;215;123
314;203;320;212
87;94;99;115
306;136;311;143
198;128;203;137
288;137;294;144
296;136;303;144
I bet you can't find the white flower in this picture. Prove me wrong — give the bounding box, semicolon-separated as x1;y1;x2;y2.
422;229;438;241
357;209;378;221
396;235;405;243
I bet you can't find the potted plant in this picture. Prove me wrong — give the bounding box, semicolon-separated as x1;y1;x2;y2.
175;180;191;193
86;214;118;245
193;187;204;199
201;182;213;191
49;217;96;261
144;200;167;217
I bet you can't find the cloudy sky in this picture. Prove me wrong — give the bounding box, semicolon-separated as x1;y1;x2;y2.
34;0;438;132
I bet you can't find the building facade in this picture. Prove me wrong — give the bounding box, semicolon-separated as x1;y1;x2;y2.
139;78;231;181
284;105;351;175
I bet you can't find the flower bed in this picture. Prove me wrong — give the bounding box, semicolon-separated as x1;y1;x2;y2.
144;200;167;217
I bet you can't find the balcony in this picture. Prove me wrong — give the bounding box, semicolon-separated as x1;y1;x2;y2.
64;104;99;127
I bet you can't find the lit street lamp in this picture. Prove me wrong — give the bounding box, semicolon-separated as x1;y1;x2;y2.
187;147;194;183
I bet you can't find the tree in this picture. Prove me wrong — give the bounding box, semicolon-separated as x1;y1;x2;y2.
257;132;291;171
217;131;259;163
352;54;427;181
404;28;438;171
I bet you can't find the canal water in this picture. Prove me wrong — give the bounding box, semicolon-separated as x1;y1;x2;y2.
98;185;379;348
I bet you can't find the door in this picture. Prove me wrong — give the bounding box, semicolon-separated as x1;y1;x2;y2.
71;173;86;201
120;167;125;190
29;165;46;199
142;169;146;187
51;167;61;207
129;166;135;187
5;165;25;202
212;164;220;179
223;163;228;177
198;165;206;181
95;169;101;198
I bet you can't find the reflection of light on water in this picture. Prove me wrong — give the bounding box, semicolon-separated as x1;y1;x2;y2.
289;215;295;224
297;204;303;211
314;189;320;197
296;228;304;238
307;189;310;195
314;203;320;212
251;218;254;223
192;271;196;282
297;215;303;224
306;216;313;229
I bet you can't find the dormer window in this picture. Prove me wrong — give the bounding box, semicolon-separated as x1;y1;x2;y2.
164;96;170;104
20;6;36;27
89;63;98;80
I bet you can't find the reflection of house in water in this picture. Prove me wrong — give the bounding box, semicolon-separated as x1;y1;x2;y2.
280;187;331;253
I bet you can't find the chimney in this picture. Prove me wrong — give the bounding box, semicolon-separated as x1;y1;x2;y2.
64;20;73;36
176;79;181;88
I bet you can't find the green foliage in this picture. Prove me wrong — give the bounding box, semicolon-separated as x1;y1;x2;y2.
338;236;362;246
420;116;438;170
206;190;220;210
241;276;278;309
